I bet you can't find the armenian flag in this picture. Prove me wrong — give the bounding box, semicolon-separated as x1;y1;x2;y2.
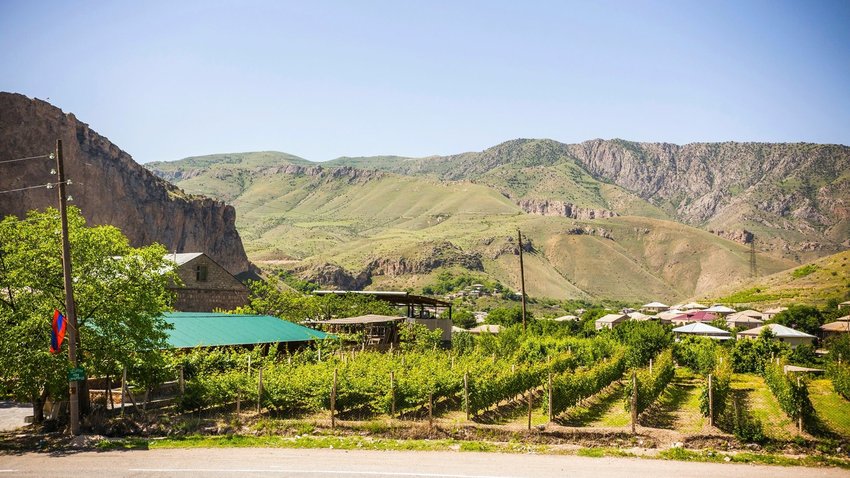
50;309;66;354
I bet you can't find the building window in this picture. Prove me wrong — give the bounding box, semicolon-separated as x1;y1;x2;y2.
196;264;208;282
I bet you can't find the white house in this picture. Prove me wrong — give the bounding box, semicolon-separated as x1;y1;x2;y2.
672;322;732;340
595;313;628;330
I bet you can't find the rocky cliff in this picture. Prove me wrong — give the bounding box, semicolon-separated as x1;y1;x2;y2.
517;198;616;220
0;93;251;275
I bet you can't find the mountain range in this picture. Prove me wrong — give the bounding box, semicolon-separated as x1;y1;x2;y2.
148;139;849;302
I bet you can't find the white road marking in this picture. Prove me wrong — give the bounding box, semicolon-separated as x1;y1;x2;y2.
128;469;518;478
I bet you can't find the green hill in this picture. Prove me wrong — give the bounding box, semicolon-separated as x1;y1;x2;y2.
705;249;850;307
147;149;801;302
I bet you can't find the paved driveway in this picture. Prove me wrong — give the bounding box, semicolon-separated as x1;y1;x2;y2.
0;401;31;431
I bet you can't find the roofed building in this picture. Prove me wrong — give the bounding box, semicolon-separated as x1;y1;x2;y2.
166;253;249;312
672;322;732;340
641;302;669;314
726;310;765;330
595;313;628;330
163;312;328;349
738;323;815;348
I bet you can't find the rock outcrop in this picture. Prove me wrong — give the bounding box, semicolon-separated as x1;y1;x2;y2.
517;198;616;220
0;93;251;275
709;229;754;245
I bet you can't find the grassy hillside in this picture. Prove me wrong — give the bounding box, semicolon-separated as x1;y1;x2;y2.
704;249;850;307
146;151;801;302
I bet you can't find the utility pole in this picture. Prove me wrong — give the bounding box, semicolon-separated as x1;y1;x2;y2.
56;139;80;435
749;234;757;278
517;229;527;332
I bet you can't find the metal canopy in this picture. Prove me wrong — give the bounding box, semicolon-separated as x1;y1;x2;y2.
163;312;329;349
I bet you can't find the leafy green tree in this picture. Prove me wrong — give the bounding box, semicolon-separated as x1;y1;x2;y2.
770;305;824;336
486;306;530;326
0;208;175;422
451;308;477;329
610;320;672;368
730;329;790;373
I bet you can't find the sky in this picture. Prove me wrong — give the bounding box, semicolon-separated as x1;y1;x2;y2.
1;0;849;163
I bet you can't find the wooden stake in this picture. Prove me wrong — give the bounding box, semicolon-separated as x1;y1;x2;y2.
331;368;337;429
527;391;532;431
390;371;396;417
708;374;714;427
179;366;185;395
649;358;653;375
464;372;470;420
428;391;434;430
120;367;127;416
797;375;803;434
257;368;264;413
630;372;638;434
548;372;553;422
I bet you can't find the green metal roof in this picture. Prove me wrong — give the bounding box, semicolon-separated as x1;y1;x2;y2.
162;312;329;349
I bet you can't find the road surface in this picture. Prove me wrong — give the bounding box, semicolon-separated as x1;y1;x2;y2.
0;448;846;478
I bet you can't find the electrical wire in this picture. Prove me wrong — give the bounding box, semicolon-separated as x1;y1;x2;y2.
0;154;51;165
0;180;70;195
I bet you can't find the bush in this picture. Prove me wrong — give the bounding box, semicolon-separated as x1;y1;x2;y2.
611;321;672;368
451;309;477;329
674;336;720;375
699;351;732;419
624;349;675;414
762;360;814;424
828;362;850;400
731;330;790;373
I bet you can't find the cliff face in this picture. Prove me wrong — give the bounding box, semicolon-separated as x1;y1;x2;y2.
517;199;616;220
0;93;251;275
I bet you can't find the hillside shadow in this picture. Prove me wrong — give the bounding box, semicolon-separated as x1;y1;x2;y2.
640;376;694;430
556;382;624;427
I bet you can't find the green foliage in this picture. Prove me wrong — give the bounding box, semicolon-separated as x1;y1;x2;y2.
399;323;443;352
278;271;319;293
548;347;627;416
235;281;396;322
827;362;850;400
762;360;814;424
624;349;675;414
0;207;175;415
451;309;477;329
825;334;850;364
732;406;766;443
486;306;530;326
791;264;819;278
421;271;500;296
674;336;721;375
771;305;825;336
610;321;672;368
698;351;732;418
730;330;790;374
450;331;475;355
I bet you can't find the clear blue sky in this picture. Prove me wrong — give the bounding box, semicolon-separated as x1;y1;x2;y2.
2;0;849;163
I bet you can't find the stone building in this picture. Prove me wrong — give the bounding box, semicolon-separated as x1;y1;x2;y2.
166;253;249;312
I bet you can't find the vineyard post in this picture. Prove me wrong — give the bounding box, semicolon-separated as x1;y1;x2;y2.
331;368;338;429
288;355;292;366
548;372;553;422
248;355;252;376
428;391;434;430
630;372;638;434
797;375;802;434
649;358;653;375
451;356;455;370
390;371;396;417
178;366;185;395
708;373;714;427
257;368;263;413
527;391;532;431
236;391;241;415
121;367;127;417
464;372;470;420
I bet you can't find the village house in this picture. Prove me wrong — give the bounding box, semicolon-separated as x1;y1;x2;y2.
762;306;789;321
820;315;850;339
595;313;628;330
738;323;816;348
672;322;732;341
725;310;765;330
641;302;669;314
166;253;250;312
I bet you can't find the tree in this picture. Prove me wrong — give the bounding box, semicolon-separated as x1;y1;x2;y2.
451;308;477;329
771;305;824;336
486;306;530;326
0;208;176;422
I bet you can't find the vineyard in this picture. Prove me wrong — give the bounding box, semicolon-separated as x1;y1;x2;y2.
162;322;850;448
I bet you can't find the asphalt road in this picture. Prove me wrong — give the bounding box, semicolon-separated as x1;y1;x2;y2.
0;448;846;478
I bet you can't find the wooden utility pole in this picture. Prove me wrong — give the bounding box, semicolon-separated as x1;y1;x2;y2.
56;140;81;436
517;230;527;332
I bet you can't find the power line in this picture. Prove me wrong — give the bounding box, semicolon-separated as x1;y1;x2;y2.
0;180;71;195
0;154;51;165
